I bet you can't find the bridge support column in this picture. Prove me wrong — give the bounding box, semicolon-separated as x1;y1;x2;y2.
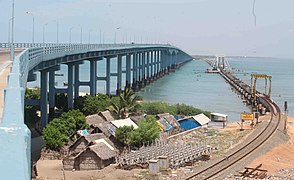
146;51;150;85
156;51;160;78
132;53;138;91
116;55;122;95
153;51;157;79
67;64;74;109
90;60;97;96
40;70;48;128
74;63;80;99
125;54;131;89
49;70;55;118
142;52;146;87
150;51;154;82
106;57;111;96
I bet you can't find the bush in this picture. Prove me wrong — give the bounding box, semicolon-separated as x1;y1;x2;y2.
115;125;135;144
140;102;176;115
129;116;160;147
42;109;89;150
25;88;40;99
140;102;210;117
42;124;68;150
74;94;111;116
24;88;40;128
55;93;68;111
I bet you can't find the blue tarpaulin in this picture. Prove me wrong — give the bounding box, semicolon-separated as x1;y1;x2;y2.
178;118;201;130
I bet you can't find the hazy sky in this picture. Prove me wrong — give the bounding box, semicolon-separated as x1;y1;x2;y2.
1;0;294;58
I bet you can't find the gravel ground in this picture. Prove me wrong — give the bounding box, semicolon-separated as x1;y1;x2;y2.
220;114;288;179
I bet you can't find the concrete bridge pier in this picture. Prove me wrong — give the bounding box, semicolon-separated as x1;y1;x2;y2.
40;70;48;128
48;66;60;118
125;54;131;89
141;52;146;88
89;59;97;96
149;51;154;83
116;55;122;95
132;52;138;91
67;63;74;109
74;62;80;99
145;51;151;85
106;56;111;96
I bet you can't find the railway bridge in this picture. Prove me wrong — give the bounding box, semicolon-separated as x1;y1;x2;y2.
0;43;193;179
185;57;284;179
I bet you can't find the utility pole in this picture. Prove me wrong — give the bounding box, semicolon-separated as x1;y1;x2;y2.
10;0;15;62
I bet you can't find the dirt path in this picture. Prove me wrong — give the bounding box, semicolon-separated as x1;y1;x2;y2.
247;116;294;175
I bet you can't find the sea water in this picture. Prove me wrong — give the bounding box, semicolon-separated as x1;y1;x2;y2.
137;57;294;121
27;57;294;121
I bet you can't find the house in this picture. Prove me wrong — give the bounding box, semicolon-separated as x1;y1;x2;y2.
110;118;138;129
177;113;211;131
210;112;228;122
98;110;114;122
69;133;114;155
156;113;180;133
86;113;117;137
63;141;117;170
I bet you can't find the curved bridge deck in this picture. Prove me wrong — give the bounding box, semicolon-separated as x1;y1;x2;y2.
0;43;193;179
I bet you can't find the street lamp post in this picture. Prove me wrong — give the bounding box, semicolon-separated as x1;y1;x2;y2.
26;11;35;43
88;29;93;44
114;27;121;44
43;23;48;44
78;25;83;44
69;27;74;43
10;0;15;62
99;29;102;44
53;20;59;44
8;18;13;44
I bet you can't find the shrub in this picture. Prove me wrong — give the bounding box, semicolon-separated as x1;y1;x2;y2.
74;94;111;116
42;109;88;150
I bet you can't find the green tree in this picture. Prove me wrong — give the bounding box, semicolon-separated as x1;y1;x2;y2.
42;109;89;150
140;101;176;115
108;88;142;118
25;88;40;99
115;125;134;145
141;102;210;117
129;116;160;147
55;93;68;111
24;88;40;128
75;94;111;116
42;124;68;150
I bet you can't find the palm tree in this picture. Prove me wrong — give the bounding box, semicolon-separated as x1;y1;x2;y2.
108;88;142;118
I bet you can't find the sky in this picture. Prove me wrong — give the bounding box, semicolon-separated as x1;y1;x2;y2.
1;0;294;58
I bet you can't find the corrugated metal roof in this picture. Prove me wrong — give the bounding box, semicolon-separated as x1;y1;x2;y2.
211;112;228;117
110;118;138;129
190;113;211;125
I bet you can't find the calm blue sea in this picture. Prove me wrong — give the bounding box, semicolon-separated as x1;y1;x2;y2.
27;57;294;121
137;57;294;121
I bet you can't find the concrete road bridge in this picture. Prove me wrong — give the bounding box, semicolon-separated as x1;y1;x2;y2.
0;43;193;179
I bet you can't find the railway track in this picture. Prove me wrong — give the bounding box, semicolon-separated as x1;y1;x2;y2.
185;70;281;180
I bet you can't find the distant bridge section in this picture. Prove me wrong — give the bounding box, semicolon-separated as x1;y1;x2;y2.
0;43;193;179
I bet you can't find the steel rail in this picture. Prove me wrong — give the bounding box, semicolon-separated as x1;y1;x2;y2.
186;71;281;180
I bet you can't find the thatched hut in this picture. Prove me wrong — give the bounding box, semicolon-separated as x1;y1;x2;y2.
63;142;116;170
69;133;114;155
98;110;114;122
